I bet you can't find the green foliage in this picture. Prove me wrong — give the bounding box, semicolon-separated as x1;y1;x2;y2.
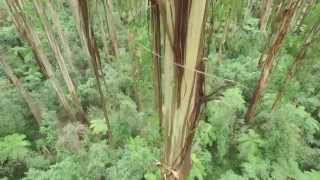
205;88;245;159
90;119;108;135
107;137;159;180
0;134;30;163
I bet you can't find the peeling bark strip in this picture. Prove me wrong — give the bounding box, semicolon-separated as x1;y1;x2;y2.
152;0;208;179
69;0;112;140
5;0;78;122
0;57;42;126
244;1;300;122
272;23;320;110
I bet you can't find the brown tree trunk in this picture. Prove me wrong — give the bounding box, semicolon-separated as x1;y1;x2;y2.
245;1;300;122
33;0;87;124
47;0;76;71
70;0;112;141
272;23;320;110
0;56;42;126
105;0;119;60
149;0;163;124
5;0;78;122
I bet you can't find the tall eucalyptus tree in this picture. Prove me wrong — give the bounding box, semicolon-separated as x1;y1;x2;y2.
150;0;209;179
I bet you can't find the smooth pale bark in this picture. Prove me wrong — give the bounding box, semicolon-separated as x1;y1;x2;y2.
272;23;320;110
154;0;208;179
104;0;119;60
296;0;315;29
47;0;76;71
0;57;42;126
33;0;87;123
245;1;300;122
69;0;112;140
259;0;273;32
97;1;112;64
5;0;77;122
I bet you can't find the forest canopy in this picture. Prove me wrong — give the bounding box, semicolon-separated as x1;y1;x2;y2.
0;0;320;180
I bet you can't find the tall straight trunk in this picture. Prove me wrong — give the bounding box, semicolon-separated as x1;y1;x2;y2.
104;0;119;60
5;0;77;122
296;0;315;29
47;0;76;71
69;0;112;140
259;0;273;32
128;33;144;112
33;0;87;123
151;0;208;179
97;0;112;64
149;0;163;124
272;23;320;110
0;56;42;126
217;11;231;65
245;1;300;122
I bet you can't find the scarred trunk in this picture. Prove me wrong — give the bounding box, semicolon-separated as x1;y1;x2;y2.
151;0;208;179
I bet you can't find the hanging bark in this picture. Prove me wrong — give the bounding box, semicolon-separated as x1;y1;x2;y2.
151;0;208;179
5;0;78;122
244;1;300;122
69;0;112;141
272;23;320;110
149;0;163;125
0;56;42;126
33;0;87;124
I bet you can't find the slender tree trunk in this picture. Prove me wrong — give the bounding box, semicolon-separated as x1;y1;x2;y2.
33;0;87;124
128;33;144;112
151;0;208;179
69;0;112;141
245;1;300;122
272;23;320;110
47;0;76;71
104;0;119;60
259;0;273;32
217;11;231;65
98;0;112;64
296;0;315;29
0;56;42;126
149;0;163;124
5;0;78;122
